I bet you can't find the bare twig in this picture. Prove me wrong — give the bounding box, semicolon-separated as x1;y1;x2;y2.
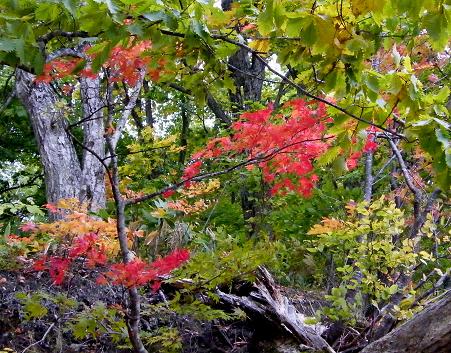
21;323;55;353
105;134;148;353
0;173;44;194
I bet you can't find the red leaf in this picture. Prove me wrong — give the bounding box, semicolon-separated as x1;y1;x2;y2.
44;203;59;213
49;257;71;285
19;222;37;232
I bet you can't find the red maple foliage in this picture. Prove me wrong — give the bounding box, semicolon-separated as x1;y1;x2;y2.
346;128;379;170
33;231;189;288
48;257;71;285
34;40;165;86
69;233;107;268
184;99;331;196
105;40;151;85
101;249;190;289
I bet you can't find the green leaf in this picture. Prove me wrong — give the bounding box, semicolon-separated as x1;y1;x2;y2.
3;222;11;237
301;17;317;47
257;0;274;36
366;73;380;93
316;146;342;167
191;19;209;41
423;11;450;50
62;0;77;16
0;39;16;52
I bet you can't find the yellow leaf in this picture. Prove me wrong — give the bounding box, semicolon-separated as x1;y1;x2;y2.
249;39;269;54
151;208;167;218
144;230;159;245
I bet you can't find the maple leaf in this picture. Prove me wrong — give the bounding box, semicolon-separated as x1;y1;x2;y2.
150;281;162;292
33;256;48;271
69;232;98;258
162;189;175;198
363;136;378;153
346;151;363;170
183;160;203;180
100;249;190;288
150;248;190;275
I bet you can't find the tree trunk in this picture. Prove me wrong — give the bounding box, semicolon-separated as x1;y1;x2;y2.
15;69;107;211
79;75;106;211
361;291;451;353
15;69;82;205
221;0;266;235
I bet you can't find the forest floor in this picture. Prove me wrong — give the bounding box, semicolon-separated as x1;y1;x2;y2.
0;268;327;353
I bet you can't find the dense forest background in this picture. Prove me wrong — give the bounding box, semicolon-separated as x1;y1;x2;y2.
0;0;450;352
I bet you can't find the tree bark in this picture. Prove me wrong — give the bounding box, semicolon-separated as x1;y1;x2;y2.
79;75;106;211
15;69;82;205
361;291;451;353
15;69;107;212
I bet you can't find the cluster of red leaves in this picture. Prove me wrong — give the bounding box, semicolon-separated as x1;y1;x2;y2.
35;40;164;86
105;40;151;85
36;58;96;83
346;129;379;171
32;231;189;288
184;99;331;197
33;232;107;284
97;249;190;291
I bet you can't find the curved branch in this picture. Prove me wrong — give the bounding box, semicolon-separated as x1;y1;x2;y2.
125;136;334;206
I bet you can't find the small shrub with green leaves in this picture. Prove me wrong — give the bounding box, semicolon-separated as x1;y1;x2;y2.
305;197;440;323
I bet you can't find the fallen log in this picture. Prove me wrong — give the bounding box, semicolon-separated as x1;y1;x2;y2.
361;290;451;353
218;267;335;353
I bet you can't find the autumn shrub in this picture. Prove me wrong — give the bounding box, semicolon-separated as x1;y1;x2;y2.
305;197;443;323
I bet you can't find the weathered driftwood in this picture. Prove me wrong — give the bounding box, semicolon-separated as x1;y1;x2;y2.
217;267;335;353
361;290;451;353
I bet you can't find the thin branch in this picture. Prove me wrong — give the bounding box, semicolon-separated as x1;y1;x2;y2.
157;29;401;134
0;173;44;194
65;128;113;187
387;137;423;239
168;82;231;125
372;155;396;184
38;30;90;44
125;136;333;205
110;70;145;151
46;46;87;62
363;151;373;202
21;323;55;353
0;90;15;115
105;134;148;353
208;34;404;137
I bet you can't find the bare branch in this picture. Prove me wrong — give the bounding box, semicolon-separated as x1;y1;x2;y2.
105;134;148;353
0;173;44;195
168;82;231;125
21;323;55;353
38;30;90;44
110;70;146;151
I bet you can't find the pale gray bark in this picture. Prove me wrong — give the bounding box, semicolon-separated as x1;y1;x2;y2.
15;69;82;205
110;70;145;151
15;69;108;212
79;75;106;210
